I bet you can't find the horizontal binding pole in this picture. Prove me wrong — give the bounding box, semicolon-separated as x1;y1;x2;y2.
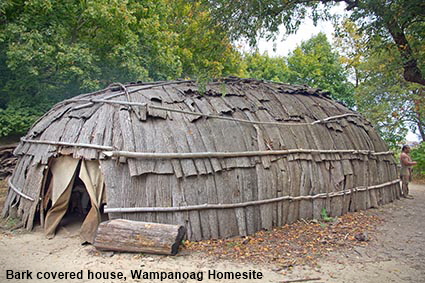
70;98;361;127
354;179;401;190
65;80;194;109
8;178;35;201
21;139;114;151
104;179;400;213
18;139;394;160
102;149;394;160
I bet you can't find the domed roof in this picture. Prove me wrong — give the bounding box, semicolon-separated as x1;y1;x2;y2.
15;77;388;176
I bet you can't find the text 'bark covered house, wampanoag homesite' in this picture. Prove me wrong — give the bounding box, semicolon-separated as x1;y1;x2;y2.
2;78;400;242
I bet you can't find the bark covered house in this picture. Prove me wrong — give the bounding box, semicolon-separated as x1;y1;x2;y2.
2;78;400;242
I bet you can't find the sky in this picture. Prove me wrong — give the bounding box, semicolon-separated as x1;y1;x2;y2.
256;12;337;57
249;3;346;57
406;131;420;142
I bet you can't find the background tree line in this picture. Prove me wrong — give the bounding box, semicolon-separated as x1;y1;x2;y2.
0;0;423;154
0;0;242;137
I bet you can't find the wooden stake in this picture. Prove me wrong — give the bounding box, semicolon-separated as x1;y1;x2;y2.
281;277;321;283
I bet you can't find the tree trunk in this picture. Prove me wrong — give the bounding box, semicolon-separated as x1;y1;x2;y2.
343;0;425;88
414;92;425;141
93;219;186;255
381;15;425;87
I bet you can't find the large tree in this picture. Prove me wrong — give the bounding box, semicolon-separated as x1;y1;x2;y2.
242;51;289;82
0;0;177;136
166;0;243;80
242;34;354;107
286;33;354;107
0;0;242;137
335;19;424;145
204;0;425;89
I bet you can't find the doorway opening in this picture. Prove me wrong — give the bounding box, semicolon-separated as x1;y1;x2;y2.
41;156;107;243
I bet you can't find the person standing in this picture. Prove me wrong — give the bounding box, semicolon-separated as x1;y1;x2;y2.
400;145;417;199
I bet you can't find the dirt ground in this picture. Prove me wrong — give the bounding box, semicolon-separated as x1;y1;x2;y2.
0;183;424;283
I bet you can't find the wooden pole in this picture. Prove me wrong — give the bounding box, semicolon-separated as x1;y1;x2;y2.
102;149;394;160
69;97;361;127
21;139;114;151
7;178;35;201
103;179;400;213
18;138;394;160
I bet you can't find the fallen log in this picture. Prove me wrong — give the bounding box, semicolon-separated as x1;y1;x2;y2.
0;144;17;151
93;219;186;255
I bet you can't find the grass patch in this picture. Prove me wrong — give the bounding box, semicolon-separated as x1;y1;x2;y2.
3;216;19;229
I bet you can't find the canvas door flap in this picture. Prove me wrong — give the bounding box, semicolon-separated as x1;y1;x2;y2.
50;156;80;206
79;160;104;243
79;160;104;209
44;183;73;239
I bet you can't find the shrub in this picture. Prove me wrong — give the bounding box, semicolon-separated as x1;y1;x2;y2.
411;143;425;177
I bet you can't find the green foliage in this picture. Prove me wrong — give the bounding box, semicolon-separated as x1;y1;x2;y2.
204;0;425;86
0;0;242;137
335;20;424;147
167;0;243;79
320;208;335;222
349;0;425;82
286;33;355;107
353;47;413;148
242;51;289;82
242;34;355;108
203;0;331;45
0;99;49;137
411;143;425;176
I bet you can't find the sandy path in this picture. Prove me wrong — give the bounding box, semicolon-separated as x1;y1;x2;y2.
283;183;425;283
1;183;424;283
